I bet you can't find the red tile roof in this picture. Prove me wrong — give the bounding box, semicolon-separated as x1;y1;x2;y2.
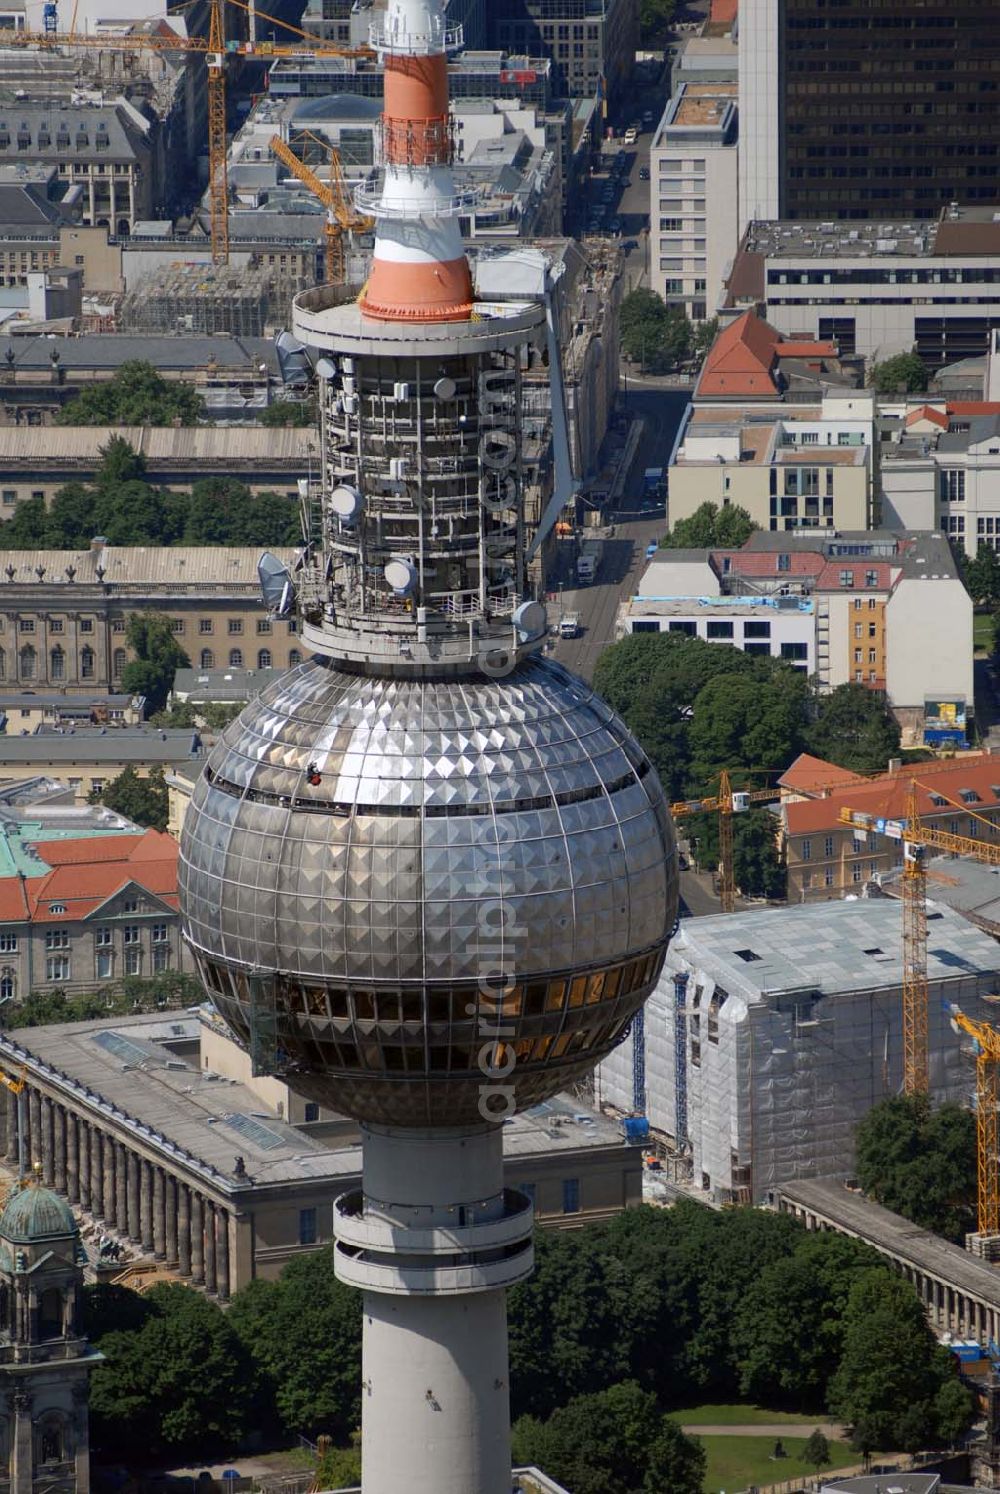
784;755;1000;836
779;753;869;795
0;829;178;925
709;0;737;22
718;550;826;579
815;561;894;591
946;402;1000;418
699;310;840;398
905;405;949;430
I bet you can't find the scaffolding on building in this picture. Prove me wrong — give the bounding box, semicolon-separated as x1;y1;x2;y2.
119;260;310;337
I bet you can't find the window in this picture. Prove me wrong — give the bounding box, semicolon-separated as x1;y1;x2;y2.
170;618;185;634
111;617;126;634
152;923;168;942
123;898;139;913
1;489;14;506
112;648;126;680
123;925;140;944
706;621;733;639
869;623;877;638
824;836;834;857
200;649;214;669
229;649;243;668
777;554;791;572
304;1102;320;1122
940;468;965;503
744;642;770;656
80;646;95;680
0;967;15;1002
562;1178;580;1215
854;649;863;664
228;619;243;635
257;618;272;635
124;946;141;975
824;868;834;887
45;929;68;950
18;619;34;633
299;1207;318;1245
49;618;63;634
840;569;854;588
19;645;35;680
96;949;113;980
289;650;302;665
94;927;112;947
743;621;771;639
199;619;213;634
780;642;808;660
152;944;170;972
0;933;16;953
45;955;69;982
865;570;878;587
79;618;93;633
801;839;811;861
257;649;272;669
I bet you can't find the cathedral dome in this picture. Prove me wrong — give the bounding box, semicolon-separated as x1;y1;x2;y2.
0;1183;78;1244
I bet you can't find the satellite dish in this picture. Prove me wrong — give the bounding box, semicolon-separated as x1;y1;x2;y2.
433;376;457;401
384;559;417;595
513;600;547;640
315;357;336;380
330;484;363;523
258;551;294;616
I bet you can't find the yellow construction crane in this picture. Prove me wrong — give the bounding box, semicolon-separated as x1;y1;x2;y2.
269;133;372;284
0;0;371;264
671;770;782;913
947;1004;1000;1238
840;782;1000;1095
0;1068;27;1179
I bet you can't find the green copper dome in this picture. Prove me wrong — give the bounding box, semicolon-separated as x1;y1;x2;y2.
0;1185;77;1243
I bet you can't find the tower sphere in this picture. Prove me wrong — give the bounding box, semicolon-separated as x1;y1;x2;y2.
179;656;678;1127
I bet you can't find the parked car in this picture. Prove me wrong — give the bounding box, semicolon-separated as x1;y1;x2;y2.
639;166;650;180
610;217;623;235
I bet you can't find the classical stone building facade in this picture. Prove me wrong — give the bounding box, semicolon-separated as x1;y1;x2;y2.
0;1184;97;1494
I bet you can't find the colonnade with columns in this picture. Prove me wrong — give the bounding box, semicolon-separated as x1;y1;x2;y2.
778;1193;1000;1347
0;1082;233;1301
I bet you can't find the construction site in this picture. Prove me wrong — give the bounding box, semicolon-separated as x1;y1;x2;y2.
118;259;311;335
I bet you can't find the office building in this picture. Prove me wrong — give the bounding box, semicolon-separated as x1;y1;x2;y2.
737;0;1000;230
649;81;738;322
490;0;638;102
597;900;1000;1203
879;402;1000;558
727;208;1000;366
0;728;206;804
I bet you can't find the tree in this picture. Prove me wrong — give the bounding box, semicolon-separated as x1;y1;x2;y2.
227;1245;362;1439
259;398;316;427
639;0;676;45
90;766;169;832
687;670;808;788
89;1283;256;1459
693;317;719;356
870;350;927;395
855;1094;977;1243
804;683;901;773
512;1382;705;1494
55;361;203;426
120;611;189;715
661;500;757;550
965;543;1000;608
828;1271;972;1451
732;808;786;899
803;1429;831;1470
96;435;148;486
620;289;692;371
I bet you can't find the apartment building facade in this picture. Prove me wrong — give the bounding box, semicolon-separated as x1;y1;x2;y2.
649;82;737;323
0;545;300;694
490;0;638;102
880;404;1000;558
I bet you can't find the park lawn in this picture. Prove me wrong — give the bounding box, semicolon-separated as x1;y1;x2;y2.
670;1403;826;1427
974;611;993;654
698;1434;857;1493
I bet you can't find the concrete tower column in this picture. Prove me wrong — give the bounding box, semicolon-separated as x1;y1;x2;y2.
164;1174;179;1266
140;1160;155;1254
114;1142;129;1234
78;1119;91;1211
177;1184;192;1277
90;1127;104;1219
126;1151;140;1241
101;1133;115;1224
40;1095;54;1186
216;1208;231;1302
66;1111;79;1203
335;1124;533;1494
203;1201;217;1295
53;1105;67;1193
153;1168;166;1261
190;1192;205;1284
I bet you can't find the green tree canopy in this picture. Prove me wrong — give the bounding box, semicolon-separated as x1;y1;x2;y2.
89;1282;256;1459
89;766;169;832
620;289;692;371
855;1093;977;1243
693;316;720;356
660;499;757;550
828;1271;973;1451
512;1382;705;1494
870;350;927;395
687;670;808;787
803;1429;831;1469
639;0;677;45
227;1244;362;1439
804;683;901;773
258;398;316;427
965;543;1000;608
120;611;189;715
55;361;204;426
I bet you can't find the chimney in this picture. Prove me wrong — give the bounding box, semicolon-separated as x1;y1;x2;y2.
888;757;902;774
90;536;107;553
